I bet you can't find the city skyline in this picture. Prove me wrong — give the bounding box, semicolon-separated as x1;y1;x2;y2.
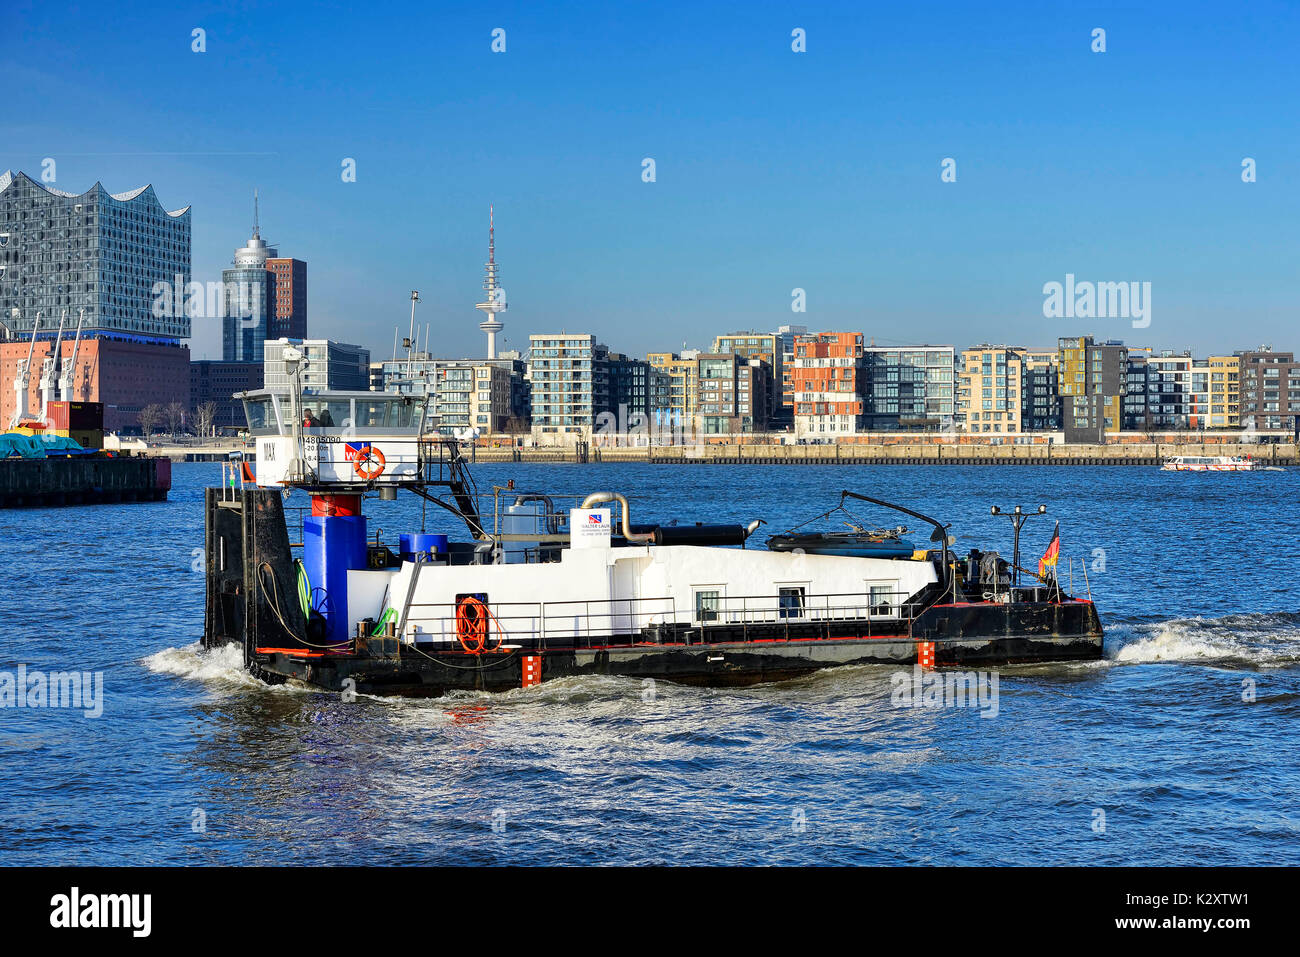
4;2;1297;363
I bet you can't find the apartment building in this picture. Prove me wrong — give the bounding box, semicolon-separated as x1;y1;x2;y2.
648;351;699;427
1058;336;1127;442
695;353;772;434
860;345;955;431
792;332;864;438
1239;348;1300;433
1206;355;1240;429
958;345;1023;434
1019;349;1061;432
713;331;784;425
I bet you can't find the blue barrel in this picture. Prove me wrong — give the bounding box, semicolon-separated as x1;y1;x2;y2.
399;533;447;562
302;515;368;649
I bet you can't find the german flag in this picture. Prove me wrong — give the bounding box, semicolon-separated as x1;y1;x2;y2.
1038;521;1060;578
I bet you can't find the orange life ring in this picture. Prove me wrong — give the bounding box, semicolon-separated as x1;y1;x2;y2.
352;445;386;480
455;596;490;653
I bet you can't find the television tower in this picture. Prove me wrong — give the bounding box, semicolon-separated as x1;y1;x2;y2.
474;205;506;358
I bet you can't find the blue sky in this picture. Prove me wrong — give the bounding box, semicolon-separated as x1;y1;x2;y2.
2;0;1297;360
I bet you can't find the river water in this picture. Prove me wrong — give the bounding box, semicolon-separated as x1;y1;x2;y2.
2;462;1297;865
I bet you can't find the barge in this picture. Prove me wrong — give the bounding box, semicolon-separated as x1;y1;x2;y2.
200;350;1103;696
0;449;170;507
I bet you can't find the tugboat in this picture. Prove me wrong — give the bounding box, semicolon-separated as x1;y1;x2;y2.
201;349;1103;695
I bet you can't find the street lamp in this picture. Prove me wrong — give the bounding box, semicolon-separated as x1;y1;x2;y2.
990;504;1047;590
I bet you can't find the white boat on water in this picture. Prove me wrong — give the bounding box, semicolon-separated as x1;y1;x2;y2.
1161;455;1257;472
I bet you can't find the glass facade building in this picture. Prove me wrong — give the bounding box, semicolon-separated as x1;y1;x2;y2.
0;170;191;341
221;263;269;362
860;345;955;431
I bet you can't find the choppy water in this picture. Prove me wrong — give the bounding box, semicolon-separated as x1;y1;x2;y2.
2;462;1298;865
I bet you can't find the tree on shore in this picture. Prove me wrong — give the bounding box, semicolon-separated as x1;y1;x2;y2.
138;404;164;440
164;400;187;435
193;401;218;438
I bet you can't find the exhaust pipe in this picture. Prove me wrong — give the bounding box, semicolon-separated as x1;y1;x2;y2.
580;491;656;543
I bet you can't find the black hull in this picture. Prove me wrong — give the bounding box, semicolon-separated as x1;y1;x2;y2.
234;627;1103;697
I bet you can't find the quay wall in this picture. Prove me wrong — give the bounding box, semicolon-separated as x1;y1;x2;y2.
463;443;1298;466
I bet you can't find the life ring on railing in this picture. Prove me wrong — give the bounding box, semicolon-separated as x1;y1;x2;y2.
455;595;490;653
353;445;386;481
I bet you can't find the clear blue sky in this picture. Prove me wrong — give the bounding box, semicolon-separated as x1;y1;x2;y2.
2;0;1296;361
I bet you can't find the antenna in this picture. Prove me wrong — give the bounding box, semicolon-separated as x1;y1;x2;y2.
475;205;505;359
253;188;260;239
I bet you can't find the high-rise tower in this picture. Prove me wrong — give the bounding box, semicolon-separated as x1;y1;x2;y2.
222;190;275;362
474;205;506;359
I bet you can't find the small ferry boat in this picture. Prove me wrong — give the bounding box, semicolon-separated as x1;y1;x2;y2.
1161;455;1257;472
200;356;1103;696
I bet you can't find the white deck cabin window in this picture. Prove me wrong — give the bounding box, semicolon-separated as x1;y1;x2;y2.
777;585;807;620
693;587;723;623
867;581;900;618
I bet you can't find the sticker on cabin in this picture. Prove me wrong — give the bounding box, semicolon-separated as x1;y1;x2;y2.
571;508;612;548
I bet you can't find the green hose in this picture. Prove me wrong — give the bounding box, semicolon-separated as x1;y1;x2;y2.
294;559;310;618
370;606;396;637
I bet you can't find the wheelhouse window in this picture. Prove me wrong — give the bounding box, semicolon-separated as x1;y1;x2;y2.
242;397;279;435
301;399;350;429
353;397;421;430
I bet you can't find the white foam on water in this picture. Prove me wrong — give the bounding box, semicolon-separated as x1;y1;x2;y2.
1111;612;1300;667
142;641;310;693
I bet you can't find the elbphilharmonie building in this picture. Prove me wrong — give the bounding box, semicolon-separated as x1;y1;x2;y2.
0;171;193;430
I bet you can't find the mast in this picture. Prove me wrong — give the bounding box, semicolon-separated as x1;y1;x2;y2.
407;290;420;379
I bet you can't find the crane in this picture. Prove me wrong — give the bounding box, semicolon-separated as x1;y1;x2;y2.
37;311;67;426
58;309;85;402
9;311;40;429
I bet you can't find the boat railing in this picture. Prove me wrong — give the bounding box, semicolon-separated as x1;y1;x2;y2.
398;588;920;650
418;437;465;483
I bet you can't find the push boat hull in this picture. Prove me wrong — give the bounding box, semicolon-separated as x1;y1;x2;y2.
242;612;1103;697
203;487;1104;696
